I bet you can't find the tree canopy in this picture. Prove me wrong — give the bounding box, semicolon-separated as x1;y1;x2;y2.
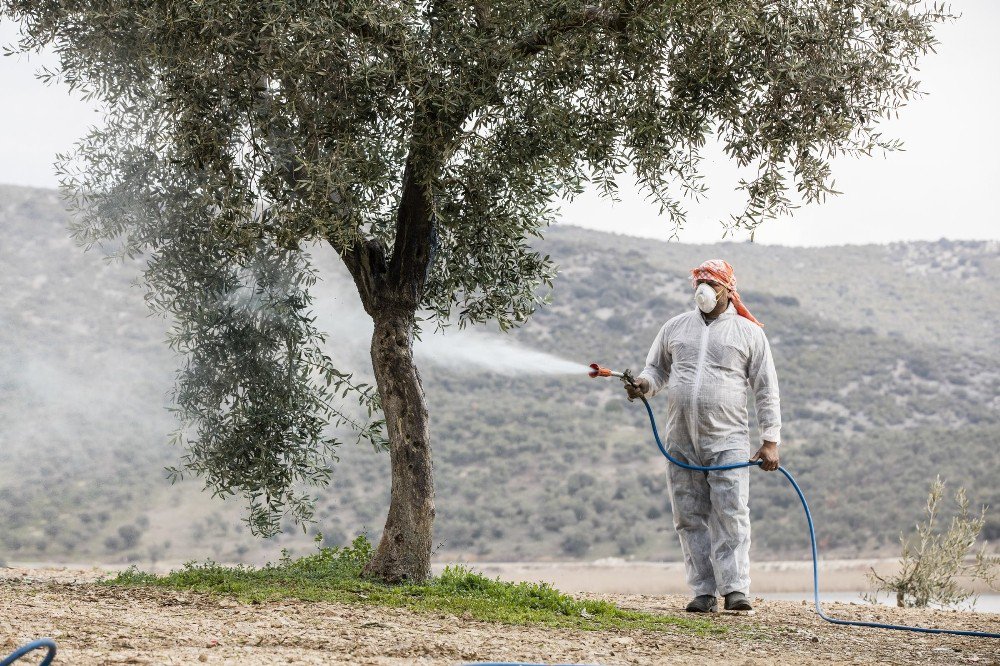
1;0;950;546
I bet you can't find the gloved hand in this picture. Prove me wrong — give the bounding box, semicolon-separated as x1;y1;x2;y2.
625;377;650;401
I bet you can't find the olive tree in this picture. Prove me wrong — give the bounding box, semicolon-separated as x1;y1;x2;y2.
866;477;998;608
1;0;949;582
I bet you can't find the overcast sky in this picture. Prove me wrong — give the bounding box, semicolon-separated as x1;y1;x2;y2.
2;2;997;247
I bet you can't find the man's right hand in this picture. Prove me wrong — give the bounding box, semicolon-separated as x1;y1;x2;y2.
625;377;650;401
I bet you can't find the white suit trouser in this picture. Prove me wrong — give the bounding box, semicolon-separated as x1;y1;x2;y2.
666;447;751;597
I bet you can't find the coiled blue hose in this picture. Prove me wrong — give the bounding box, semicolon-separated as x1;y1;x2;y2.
0;638;56;666
637;395;1000;639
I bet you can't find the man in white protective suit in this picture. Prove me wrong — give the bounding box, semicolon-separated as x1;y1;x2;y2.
625;259;782;613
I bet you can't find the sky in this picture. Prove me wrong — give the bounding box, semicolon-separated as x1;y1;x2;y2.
1;2;997;247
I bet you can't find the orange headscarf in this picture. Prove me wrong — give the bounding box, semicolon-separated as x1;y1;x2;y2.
690;259;763;327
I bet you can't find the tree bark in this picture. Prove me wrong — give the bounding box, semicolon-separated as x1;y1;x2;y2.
346;111;463;583
362;307;435;582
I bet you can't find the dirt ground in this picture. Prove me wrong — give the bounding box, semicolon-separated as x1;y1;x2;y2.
1;567;997;665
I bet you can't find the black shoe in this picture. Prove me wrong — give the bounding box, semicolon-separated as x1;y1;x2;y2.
724;591;753;611
685;595;718;613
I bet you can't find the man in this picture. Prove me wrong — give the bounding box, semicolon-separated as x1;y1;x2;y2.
625;259;781;613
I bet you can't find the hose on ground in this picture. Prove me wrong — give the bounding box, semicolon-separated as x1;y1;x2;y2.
0;638;56;666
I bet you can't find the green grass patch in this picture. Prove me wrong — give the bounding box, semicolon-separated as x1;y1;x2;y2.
103;535;724;635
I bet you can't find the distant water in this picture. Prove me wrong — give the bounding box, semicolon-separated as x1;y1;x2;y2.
761;591;1000;614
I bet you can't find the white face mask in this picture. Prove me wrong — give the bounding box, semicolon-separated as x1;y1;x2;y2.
694;283;721;313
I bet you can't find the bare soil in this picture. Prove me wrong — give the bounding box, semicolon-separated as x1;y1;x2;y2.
1;567;997;665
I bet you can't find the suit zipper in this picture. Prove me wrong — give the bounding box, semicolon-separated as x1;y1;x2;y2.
690;321;711;451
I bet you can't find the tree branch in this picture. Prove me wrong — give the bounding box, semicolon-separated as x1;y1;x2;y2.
471;0;496;35
387;153;434;303
386;96;473;304
338;236;388;314
513;1;649;55
340;9;413;62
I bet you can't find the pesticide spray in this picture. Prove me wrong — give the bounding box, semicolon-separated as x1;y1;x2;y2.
417;335;593;376
588;363;1000;639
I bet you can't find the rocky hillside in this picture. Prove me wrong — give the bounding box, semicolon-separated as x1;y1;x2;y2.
1;184;997;566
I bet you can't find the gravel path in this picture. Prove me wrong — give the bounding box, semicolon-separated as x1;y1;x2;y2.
1;567;997;665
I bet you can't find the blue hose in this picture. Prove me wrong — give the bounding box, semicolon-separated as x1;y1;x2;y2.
0;638;56;666
637;395;1000;639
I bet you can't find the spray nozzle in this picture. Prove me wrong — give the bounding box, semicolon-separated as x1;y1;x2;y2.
588;363;615;378
589;363;637;387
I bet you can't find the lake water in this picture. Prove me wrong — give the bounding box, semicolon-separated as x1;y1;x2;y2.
761;591;1000;614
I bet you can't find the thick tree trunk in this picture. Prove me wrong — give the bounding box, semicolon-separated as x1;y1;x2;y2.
361;307;435;582
343;124;459;583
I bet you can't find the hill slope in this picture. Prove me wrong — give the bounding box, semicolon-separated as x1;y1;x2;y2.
1;184;997;565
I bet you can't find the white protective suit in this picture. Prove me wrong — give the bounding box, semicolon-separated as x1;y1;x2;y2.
637;300;781;597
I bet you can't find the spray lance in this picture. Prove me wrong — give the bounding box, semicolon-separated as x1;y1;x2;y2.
588;363;637;387
589;363;648;403
587;361;1000;639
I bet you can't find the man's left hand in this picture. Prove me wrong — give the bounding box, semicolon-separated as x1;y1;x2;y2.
750;441;780;471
